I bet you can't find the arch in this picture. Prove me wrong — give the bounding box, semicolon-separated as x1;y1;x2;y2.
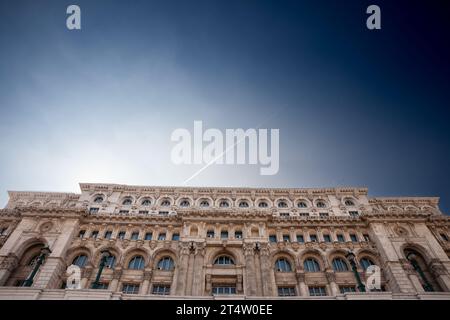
255;197;272;208
92;245;121;267
158;196;173;207
271;250;297;271
403;246;442;292
92;194;105;203
178;197;192;208
205;247;243;266
120;196;134;206
197;197;213;208
128;255;145;270
275;198;292;208
123;247;150;268
295;198;311;208
331;257;349;272
66;246;93;268
213;255;235;266
235;197;252;208
152;248;178;267
216;197;232;208
343;197;357;207
300;249;326;271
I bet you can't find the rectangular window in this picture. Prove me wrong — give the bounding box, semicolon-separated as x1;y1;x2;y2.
89;207;99;214
158;233;166;241
337;234;345;242
118;231;126;240
0;227;6;235
278;287;296;296
323;234;331;243
131;232;139;240
93;282;109;290
152;285;171;295
212;286;236;295
349;211;359;217
144;232;153;240
283;234;290;242
207;230;215;238
220;231;228;239
350;234;358;242
104;231;112;239
309;286;327;296
440;233;449;242
122;283;139;294
119;210;129;214
269;235;277;243
91;231;99;239
78;230;86;238
363;234;370;242
309;234;317;242
319;212;329;217
340;286;356;294
300;212;310;217
159;211;169;216
235;231;243;239
280;212;290;218
172;233;180;241
139;210;149;215
296;234;304;243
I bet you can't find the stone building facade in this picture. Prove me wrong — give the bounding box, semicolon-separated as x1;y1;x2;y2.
0;183;449;300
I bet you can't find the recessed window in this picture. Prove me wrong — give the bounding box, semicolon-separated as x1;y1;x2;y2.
131;232;139;240
440;233;449;242
78;230;86;238
345;200;355;206
269;235;277;243
235;231;243;239
275;258;292;272
160;200;171;207
105;255;116;268
337;234;345;242
122;198;132;206
180;200;190;207
172;233;180;241
278;201;288;208
91;230;99;239
214;255;235;265
316;201;326;208
118;231;126;240
309;234;317;242
349;211;359;217
350;234;358;242
319;212;329;217
220;231;228;239
219;200;229;208
360;258;375;270
258;201;268;208
238;201;249;208
363;234;370;242
141;199;151;206
199;200;210;207
299;212;310;217
93;196;104;203
122;283;139;294
297;201;308;208
278;287;296;296
304;258;320;272
72;255;88;268
152;285;170;295
323;234;331;243
332;258;349;272
128;255;145;270
144;232;153;240
139;210;149;214
340;286;356;294
309;286;327;296
119;210;129;214
89;207;99;214
0;227;6;235
280;212;290;218
93;282;109;290
207;230;215;238
296;234;304;243
282;234;290;242
158;233;166;241
212;286;236;295
159;211;169;215
157;257;174;271
104;231;112;239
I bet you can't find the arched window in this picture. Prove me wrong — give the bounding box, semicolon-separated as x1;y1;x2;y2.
239;201;249;208
200;200;210;208
258;201;268;208
72;254;88;268
214;255;235;265
122;198;132;205
278;201;288;208
219;200;229;208
275;258;292;272
104;255;116;268
180;200;190;207
345;200;355;206
160;200;171;207
128;255;145;270
141;199;151;206
304;258;320;272
332;258;349;272
157;257;175;271
405;249;440;292
94;196;104;203
360;257;375;271
316;201;326;208
28;254;40;267
297;201;307;208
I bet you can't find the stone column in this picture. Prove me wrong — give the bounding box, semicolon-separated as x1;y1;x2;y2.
33;256;67;289
296;272;308;296
109;268;122;292
191;243;205;296
0;254;18;286
259;244;276;296
400;259;424;293
243;243;257;296
140;270;152;294
174;242;191;295
326;271;339;296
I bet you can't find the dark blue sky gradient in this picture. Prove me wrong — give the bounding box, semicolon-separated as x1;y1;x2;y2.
0;0;449;212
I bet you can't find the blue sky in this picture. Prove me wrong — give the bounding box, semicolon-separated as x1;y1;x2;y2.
0;0;449;213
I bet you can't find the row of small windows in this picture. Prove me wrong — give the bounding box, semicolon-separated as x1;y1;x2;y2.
93;195;357;209
71;254;175;271
269;233;369;243
78;230;179;241
274;257;375;273
277;284;384;297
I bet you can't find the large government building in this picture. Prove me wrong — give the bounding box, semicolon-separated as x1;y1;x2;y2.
0;183;449;299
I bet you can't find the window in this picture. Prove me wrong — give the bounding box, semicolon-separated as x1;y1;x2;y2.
72;255;88;268
278;201;288;208
152;285;170;295
316;201;326;208
212;286;236;295
345;200;355;206
441;233;449;242
360;258;375;271
283;234;290;242
105;255;116;268
131;232;139;240
349;211;359;217
160;200;171;207
199;200;209;207
297;201;307;208
78;230;86;238
122;198;132;206
219;200;229;208
299;212;310;217
158;233;166;241
180;200;190;207
128;255;145;270
28;255;40;266
332;258;349;272
95;282;109;289
0;227;6;235
221;231;228;239
319;212;329;217
340;286;356;293
363;234;370;242
141;199;151;206
104;231;112;239
144;232;153;240
122;283;139;294
239;201;249;208
269;235;277;243
157;257;174;271
159;211;169;215
119;210;129;214
309;286;327;296
89;207;99;214
280;212;290;218
207;230;215;238
94;196;104;203
337;234;345;242
118;231;126;240
139;210;149;214
275;258;292;272
309;234;317;242
350;234;358;242
323;234;331;243
235;231;243;239
172;233;180;241
91;230;99;239
258;201;268;208
214;255;235;265
278;287;296;296
296;234;304;243
304;258;320;272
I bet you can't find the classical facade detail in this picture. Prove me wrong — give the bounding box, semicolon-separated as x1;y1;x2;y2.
0;183;449;299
